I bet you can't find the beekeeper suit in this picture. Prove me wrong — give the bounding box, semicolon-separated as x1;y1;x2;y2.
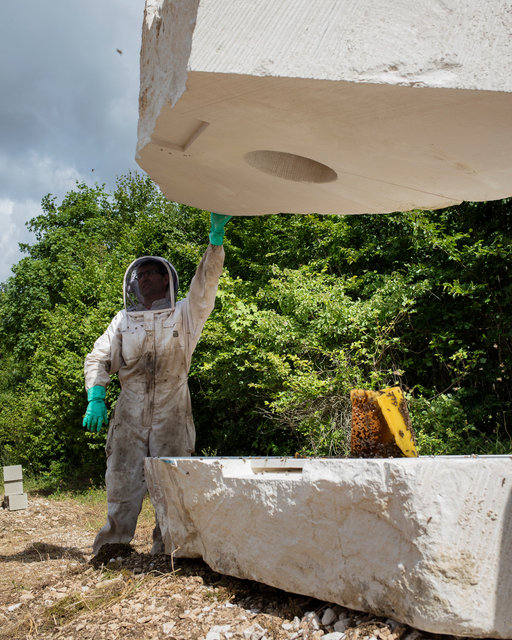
83;213;231;555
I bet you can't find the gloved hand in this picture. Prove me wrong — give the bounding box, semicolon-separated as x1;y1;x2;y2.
83;385;108;432
209;212;233;246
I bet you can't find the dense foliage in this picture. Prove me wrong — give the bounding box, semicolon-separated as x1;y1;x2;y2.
0;173;510;485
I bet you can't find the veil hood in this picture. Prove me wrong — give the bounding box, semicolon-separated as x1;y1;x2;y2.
123;256;179;310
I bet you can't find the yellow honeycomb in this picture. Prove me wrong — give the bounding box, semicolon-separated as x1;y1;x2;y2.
350;387;418;458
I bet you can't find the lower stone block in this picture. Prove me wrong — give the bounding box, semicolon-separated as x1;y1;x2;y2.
3;493;28;511
144;456;512;638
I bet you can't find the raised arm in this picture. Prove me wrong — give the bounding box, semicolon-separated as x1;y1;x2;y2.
184;213;232;345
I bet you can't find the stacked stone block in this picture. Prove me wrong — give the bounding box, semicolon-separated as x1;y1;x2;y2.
2;465;28;511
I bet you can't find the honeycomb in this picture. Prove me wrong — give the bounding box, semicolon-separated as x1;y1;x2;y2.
350;387;417;458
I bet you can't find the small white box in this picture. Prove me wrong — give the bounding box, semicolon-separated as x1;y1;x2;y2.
4;493;28;511
4;480;24;496
3;465;22;482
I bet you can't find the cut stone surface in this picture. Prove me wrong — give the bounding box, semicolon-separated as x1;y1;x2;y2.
3;465;22;482
144;455;512;638
136;0;512;215
4;480;23;496
3;493;28;511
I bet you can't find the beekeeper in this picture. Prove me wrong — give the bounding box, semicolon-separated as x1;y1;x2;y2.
83;213;232;555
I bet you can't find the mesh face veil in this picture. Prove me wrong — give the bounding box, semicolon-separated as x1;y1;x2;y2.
123;256;179;310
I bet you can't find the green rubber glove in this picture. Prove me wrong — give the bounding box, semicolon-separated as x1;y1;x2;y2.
83;385;108;432
209;212;233;246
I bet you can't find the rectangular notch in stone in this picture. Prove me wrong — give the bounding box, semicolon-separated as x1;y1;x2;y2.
250;459;304;474
151;114;209;153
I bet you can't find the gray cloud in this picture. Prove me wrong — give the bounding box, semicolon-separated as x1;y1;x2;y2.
0;0;145;281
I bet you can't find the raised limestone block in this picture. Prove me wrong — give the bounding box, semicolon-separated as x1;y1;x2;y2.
136;0;512;215
144;455;512;638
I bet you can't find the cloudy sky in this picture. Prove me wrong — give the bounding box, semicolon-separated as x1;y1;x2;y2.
0;1;146;282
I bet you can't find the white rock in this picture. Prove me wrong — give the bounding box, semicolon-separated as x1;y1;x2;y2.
242;623;266;640
302;611;321;630
162;621;176;635
291;616;301;630
321;607;338;626
206;625;232;640
210;624;231;635
137;0;512;217
19;593;34;602
7;603;21;612
145;455;512;638
323;634;346;640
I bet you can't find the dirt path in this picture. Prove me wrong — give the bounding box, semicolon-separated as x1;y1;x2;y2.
0;494;459;640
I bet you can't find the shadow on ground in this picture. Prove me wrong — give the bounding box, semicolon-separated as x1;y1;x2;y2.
89;545;318;621
0;542;87;563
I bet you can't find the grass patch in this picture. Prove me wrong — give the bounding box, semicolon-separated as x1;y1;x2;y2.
22;478;155;523
21;475;107;504
55;487;107;506
39;575;134;631
9;569;168;638
3;472;155;536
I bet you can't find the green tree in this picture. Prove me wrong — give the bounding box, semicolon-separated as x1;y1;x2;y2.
0;174;510;487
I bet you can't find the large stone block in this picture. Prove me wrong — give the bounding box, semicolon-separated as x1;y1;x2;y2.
144;456;512;638
136;0;512;215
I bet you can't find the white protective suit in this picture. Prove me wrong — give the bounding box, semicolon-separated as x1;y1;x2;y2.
84;245;224;554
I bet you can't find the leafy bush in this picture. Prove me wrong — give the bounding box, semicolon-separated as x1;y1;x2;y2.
0;174;510;486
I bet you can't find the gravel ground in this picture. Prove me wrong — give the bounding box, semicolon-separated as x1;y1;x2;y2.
0;494;465;640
